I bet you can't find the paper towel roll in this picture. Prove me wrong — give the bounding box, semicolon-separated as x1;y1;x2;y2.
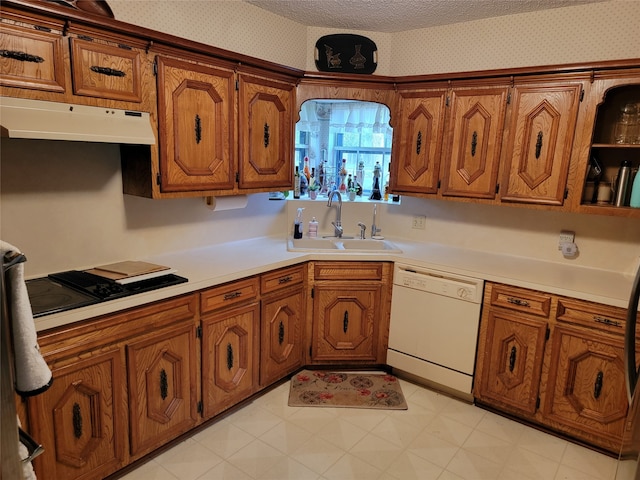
203;195;249;211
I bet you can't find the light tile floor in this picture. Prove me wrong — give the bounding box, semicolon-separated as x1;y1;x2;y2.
119;377;619;480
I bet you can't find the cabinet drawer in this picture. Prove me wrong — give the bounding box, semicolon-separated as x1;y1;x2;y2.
70;37;142;102
556;297;629;335
261;264;305;295
489;284;551;317
200;277;259;314
313;261;383;281
0;21;65;92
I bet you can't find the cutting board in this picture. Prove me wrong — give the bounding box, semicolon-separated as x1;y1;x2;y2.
87;261;173;283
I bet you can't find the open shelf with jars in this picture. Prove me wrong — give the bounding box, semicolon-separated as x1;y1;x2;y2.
580;84;640;216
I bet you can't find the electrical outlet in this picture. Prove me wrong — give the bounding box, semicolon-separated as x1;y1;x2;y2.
412;215;426;230
558;230;575;250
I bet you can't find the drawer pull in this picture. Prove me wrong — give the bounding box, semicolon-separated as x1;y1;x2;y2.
223;291;241;301
509;346;517;372
264;122;270;147
343;310;349;333
72;402;83;439
278;321;285;345
160;368;168;400
594;316;621;327
594;371;603;399
90;65;126;77
0;49;44;63
278;275;293;284
416;130;422;155
507;297;530;307
227;343;234;370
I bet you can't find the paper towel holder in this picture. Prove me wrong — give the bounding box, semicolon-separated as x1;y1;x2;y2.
203;195;249;211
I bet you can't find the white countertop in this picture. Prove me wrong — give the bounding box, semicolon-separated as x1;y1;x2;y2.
34;235;637;332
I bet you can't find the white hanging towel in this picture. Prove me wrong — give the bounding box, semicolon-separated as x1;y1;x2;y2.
1;241;53;396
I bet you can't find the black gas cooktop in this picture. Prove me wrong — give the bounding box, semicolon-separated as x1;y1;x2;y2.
26;270;188;317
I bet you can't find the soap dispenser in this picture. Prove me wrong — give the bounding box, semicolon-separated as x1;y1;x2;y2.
294;208;304;239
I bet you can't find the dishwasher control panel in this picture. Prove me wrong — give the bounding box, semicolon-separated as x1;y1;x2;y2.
394;264;484;303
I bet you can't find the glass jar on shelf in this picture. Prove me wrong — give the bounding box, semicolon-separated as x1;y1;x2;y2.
613;103;638;144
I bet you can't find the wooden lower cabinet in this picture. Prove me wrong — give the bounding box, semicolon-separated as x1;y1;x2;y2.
126;323;199;458
29;349;126;480
475;310;548;416
475;282;635;453
310;262;391;364
201;302;260;418
542;324;629;452
260;284;305;387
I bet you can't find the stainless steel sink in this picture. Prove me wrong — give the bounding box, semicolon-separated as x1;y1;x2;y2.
287;237;402;253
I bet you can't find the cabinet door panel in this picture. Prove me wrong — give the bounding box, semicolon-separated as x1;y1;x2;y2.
391;90;446;194
157;56;235;192
201;302;259;418
260;286;304;386
313;283;381;362
127;324;198;457
543;325;628;451
30;350;125;480
500;83;582;205
441;88;508;198
238;74;295;189
475;310;548;416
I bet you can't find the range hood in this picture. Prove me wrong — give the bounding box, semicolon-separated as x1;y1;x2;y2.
0;97;155;145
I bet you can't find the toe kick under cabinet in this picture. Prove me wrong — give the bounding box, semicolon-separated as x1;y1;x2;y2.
475;282;639;453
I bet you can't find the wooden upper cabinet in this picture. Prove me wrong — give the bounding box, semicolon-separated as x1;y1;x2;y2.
500;82;583;205
391;89;447;194
0;18;65;93
440;87;508;198
156;56;235;193
238;73;295;189
70;37;143;102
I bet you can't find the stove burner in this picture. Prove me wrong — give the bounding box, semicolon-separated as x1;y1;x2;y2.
25;270;188;317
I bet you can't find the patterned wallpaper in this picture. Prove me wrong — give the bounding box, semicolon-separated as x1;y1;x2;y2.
109;0;639;76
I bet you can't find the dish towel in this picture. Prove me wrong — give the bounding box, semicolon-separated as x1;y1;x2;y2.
1;241;53;396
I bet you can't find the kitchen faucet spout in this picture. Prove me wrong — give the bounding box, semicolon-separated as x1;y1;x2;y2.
327;190;343;238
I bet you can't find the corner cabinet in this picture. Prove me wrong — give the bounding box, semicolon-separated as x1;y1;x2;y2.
310;261;392;364
475;282;639;454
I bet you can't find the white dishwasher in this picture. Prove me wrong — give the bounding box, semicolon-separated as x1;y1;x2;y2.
387;263;484;400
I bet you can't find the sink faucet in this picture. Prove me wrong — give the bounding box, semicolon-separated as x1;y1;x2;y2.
327;189;343;237
357;222;367;239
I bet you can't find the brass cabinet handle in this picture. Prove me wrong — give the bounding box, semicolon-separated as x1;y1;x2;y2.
509;346;517;372
507;297;530;308
89;65;126;77
0;49;44;63
594;371;603;399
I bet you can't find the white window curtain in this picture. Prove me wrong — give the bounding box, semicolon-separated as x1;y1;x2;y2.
297;101;320;132
329;102;392;135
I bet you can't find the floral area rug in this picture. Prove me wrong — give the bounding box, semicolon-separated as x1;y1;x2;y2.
288;370;408;410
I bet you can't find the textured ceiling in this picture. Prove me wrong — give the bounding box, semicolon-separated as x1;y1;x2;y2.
245;0;604;33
